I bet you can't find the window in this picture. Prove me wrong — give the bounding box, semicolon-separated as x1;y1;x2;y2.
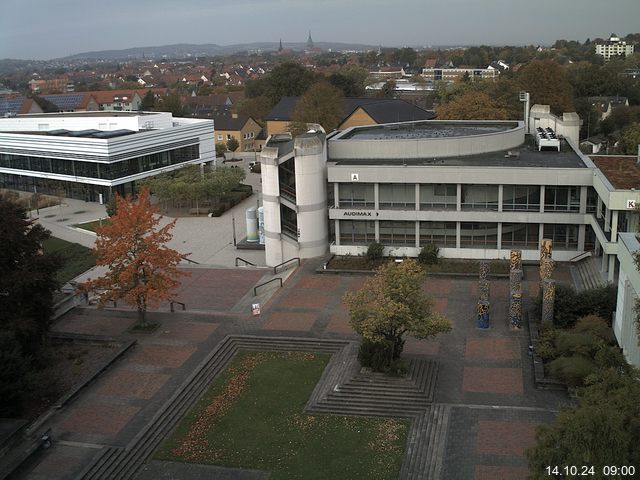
461;185;499;210
420;221;456;246
379;184;415;209
226;134;232;140
502;185;540;211
379;221;415;245
543;224;578;249
501;223;539;248
339;220;375;245
544;186;580;212
460;223;498;248
217;134;223;141
420;184;456;210
338;183;374;208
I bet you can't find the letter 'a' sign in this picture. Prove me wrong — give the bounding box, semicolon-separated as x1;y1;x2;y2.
351;173;359;181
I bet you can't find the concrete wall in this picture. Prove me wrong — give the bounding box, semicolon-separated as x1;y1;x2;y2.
614;233;640;368
528;105;580;146
329;121;524;160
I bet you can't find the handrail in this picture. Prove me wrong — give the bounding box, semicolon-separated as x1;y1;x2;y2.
170;300;186;312
236;257;257;267
181;255;200;265
273;257;300;274
254;277;283;296
569;251;592;263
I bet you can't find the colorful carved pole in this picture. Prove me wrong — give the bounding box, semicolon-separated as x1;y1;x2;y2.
477;300;490;329
510;249;522;272
510;292;522;329
542;278;556;323
477;261;490;328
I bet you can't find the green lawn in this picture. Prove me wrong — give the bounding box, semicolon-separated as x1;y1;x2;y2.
42;237;95;284
74;219;109;233
157;351;408;480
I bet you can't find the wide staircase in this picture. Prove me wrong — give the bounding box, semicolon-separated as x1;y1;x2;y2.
572;256;607;291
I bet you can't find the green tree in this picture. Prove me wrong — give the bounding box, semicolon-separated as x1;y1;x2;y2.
527;368;640;479
226;136;239;152
437;90;510;120
517;59;575;115
139;90;156;111
157;93;183;116
291;80;344;132
620;122;640;154
343;259;452;369
246;61;317;105
215;142;228;157
0;195;61;354
236;95;273;123
377;79;396;98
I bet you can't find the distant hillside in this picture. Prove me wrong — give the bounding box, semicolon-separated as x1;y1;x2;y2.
61;42;380;60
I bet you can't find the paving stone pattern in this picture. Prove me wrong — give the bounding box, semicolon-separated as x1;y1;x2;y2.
12;260;575;480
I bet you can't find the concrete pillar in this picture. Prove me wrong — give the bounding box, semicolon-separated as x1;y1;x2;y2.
333;183;339;208
539;185;545;213
374;183;379;210
596;197;602;219
375;220;380;242
260;146;283;267
293;135;328;259
604;206;611;232
456;222;461;249
601;252;608;273
579;186;587;214
578;224;586;251
415;184;420;211
456;183;462;211
334;219;341;246
611;210;619;242
497;223;502;250
415;221;420;248
498;184;503;213
608;255;616;283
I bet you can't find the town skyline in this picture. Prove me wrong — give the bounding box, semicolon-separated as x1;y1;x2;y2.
1;0;639;60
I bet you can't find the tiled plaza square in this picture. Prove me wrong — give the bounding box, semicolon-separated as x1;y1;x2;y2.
476;420;538;455
262;311;318;331
129;344;196;369
97;369;171;399
62;403;140;436
465;337;521;360
463;367;524;395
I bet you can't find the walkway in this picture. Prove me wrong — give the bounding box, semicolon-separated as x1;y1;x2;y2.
10;260;573;480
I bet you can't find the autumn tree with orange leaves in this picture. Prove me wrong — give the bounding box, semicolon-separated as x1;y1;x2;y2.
83;187;188;327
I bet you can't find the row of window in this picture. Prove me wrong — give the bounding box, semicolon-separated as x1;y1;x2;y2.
335;183;594;213
0;145;199;181
338;220;584;250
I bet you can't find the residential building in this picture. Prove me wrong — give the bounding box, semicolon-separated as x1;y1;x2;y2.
213;113;263;152
421;67;498;83
0;111;214;202
40;93;100;112
595;34;635;61
265;97;435;137
587;96;629;120
0;97;43;116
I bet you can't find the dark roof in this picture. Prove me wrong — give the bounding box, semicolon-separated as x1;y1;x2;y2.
591;156;640;190
265;96;435;124
0;97;26;116
213;113;254;131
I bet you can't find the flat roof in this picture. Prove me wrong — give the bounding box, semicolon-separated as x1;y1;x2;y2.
14;111;156;118
591;156;640;190
330;135;586;169
340;121;518;140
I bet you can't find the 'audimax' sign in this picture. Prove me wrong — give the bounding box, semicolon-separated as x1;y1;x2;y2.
343;210;379;217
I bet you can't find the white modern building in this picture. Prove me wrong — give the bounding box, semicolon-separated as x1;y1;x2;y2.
259;108;639;282
614;233;640;368
0;111;214;202
595;34;635;61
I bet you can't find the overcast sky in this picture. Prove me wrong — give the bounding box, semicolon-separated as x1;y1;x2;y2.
1;0;639;60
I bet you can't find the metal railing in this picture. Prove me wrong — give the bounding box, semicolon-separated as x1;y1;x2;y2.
235;257;257;267
170;300;186;312
181;255;200;265
273;257;300;274
569;251;592;263
254;277;283;296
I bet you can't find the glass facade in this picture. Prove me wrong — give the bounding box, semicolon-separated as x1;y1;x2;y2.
379;221;415;245
461;185;499;211
420;184;456;210
460;222;498;248
0;144;199;181
543;224;579;249
379;184;415;209
502;185;540;211
501;223;539;248
544;186;580;212
338;183;374;208
420;221;456;246
339;220;375;245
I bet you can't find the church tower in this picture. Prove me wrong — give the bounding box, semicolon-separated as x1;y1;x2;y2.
306;30;314;49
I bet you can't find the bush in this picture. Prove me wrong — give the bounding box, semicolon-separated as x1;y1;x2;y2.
418;244;439;265
366;242;384;262
547;355;596;387
554;331;601;358
573;315;611;342
551;284;617;328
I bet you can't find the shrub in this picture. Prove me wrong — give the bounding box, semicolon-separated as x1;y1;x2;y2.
547;355;596;387
358;338;406;374
366;242;384;262
573;314;611;342
550;284;617;328
554;331;602;358
418;244;439;265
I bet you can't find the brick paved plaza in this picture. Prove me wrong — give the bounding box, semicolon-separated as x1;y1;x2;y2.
15;259;572;480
